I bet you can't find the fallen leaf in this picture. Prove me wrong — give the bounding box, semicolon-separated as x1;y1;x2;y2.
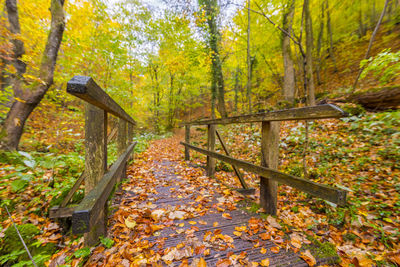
260;258;270;266
300;250;316;266
270;246;280;254
222;213;232;219
124;218;137;229
260;247;267;254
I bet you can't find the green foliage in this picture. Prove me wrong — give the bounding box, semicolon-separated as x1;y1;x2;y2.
100;236;114;249
0;223;55;265
360;49;400;85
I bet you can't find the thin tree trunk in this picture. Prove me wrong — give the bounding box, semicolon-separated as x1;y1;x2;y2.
247;0;252;113
304;0;315;106
3;0;65;150
282;0;295;105
353;0;390;91
234;67;240;113
315;0;325;85
326;0;338;72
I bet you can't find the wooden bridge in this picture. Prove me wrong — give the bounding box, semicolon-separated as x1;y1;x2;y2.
50;76;348;265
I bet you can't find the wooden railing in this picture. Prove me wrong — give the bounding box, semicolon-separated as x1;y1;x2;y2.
181;104;348;215
49;76;136;245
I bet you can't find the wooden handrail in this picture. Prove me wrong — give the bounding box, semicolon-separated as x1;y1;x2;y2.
72;142;137;234
181;142;347;206
67;76;136;125
184;104;347;126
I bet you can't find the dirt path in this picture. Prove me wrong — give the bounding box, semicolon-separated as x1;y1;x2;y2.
85;137;337;266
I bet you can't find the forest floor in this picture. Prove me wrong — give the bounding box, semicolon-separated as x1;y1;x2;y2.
0;21;399;267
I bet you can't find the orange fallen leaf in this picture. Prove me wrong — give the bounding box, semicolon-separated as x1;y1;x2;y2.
300;250;316;266
216;258;231;267
199;220;207;225
270;246;280;254
198;257;207;267
188;221;197;225
260;247;267;254
213;222;219;227
222;213;232;219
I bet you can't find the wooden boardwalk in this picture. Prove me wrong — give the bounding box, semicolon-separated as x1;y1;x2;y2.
87;150;338;266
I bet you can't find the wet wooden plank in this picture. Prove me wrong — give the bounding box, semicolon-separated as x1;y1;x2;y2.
184;104;347;125
67;76;136;125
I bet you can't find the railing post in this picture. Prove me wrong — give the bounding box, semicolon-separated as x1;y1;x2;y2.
260;121;280;215
206;124;216;177
184;125;190;160
84;103;107;246
117;119;127;181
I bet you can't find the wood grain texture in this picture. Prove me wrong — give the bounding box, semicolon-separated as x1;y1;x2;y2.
72;142;137;235
67;76;136;125
181;142;347;206
206;125;216;177
260;121;280;215
184;104;346;125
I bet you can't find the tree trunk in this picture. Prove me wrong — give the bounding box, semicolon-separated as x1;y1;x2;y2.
3;0;65;150
282;0;296;105
304;0;315;105
326;0;338;72
234;67;240;113
315;0;325;85
203;0;227;118
4;0;26;102
246;0;252;114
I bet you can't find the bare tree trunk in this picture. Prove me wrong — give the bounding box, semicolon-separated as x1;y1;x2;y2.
3;0;65;150
282;0;295;105
304;0;315;105
4;0;26;101
246;0;252;113
326;0;338;72
234;67;240;113
315;0;324;85
353;0;390;91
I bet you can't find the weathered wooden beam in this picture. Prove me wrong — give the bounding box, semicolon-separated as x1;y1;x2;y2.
49;206;75;219
184;104;347;126
260;121;280;215
59;171;85;208
206;125;216;177
72;142;137;235
180;142;347;206
67;76;136;125
184;125;190;161
215;130;248;189
85;104;107;194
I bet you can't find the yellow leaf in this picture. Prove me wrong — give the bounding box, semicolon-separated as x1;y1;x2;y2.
260;247;267;254
188;221;197;225
124;218;136;229
233;231;242;237
260;258;270;266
